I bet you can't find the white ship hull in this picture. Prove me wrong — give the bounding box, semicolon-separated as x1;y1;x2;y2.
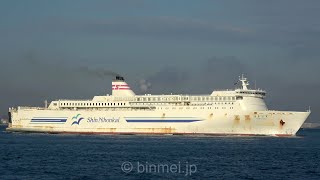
7;75;310;136
7;108;310;136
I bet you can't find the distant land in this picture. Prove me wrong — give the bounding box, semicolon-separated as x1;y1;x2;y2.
302;123;320;129
0;118;8;125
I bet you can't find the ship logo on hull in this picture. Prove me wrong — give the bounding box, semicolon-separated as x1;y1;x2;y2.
71;114;84;126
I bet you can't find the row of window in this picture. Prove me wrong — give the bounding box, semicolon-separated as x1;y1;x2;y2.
238;91;266;96
158;107;235;110
57;101;235;107
59;102;126;107
56;106;236;111
58;104;235;110
135;96;236;102
130;102;234;106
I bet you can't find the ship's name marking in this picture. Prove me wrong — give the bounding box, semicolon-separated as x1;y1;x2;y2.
87;117;120;123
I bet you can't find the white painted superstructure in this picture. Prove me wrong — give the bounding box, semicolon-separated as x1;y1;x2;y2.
7;75;310;136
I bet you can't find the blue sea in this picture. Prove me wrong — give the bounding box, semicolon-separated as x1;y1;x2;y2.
0;126;319;180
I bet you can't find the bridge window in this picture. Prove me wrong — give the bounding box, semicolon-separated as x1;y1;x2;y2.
236;96;243;100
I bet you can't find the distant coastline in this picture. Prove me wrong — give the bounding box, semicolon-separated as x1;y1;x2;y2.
0;118;8;126
302;123;320;129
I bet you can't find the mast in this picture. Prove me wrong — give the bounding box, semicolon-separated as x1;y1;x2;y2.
239;74;249;90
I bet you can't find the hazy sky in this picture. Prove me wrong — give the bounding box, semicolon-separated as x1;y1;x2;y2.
0;0;319;122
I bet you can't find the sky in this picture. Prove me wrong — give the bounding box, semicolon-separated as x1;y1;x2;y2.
0;0;319;122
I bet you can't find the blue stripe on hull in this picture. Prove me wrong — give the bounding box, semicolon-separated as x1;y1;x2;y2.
126;119;201;123
30;122;66;124
33;117;68;119
125;117;195;118
31;119;67;123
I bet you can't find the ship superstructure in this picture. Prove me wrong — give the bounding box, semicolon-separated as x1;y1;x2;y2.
7;75;310;136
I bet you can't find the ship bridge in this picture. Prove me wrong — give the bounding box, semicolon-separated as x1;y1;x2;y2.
211;75;266;99
232;75;267;110
235;75;266;98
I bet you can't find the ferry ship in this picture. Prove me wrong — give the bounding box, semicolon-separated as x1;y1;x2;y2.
7;75;310;136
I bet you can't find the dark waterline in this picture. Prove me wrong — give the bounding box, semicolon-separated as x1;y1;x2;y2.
0;126;319;180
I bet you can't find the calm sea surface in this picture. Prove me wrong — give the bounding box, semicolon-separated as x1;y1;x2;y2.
0;126;319;180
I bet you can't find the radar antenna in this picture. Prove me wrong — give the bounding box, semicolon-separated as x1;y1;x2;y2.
239;74;249;90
